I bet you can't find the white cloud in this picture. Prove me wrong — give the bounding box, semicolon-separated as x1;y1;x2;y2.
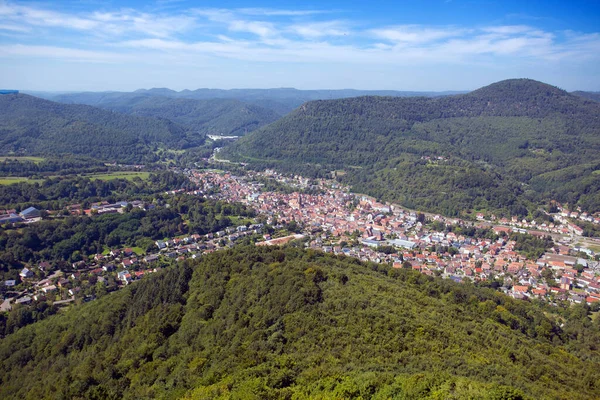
482;25;533;35
116;22;600;68
0;44;131;63
229;20;277;38
3;4;100;30
0;2;599;87
235;8;329;17
90;11;195;38
289;21;348;38
0;23;30;32
370;25;465;44
192;8;281;39
0;1;195;38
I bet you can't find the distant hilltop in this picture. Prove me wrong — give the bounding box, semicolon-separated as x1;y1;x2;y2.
0;90;19;95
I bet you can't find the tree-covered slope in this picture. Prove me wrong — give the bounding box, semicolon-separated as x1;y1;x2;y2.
106;97;281;136
0;94;205;162
1;245;599;399
572;91;600;102
51;92;282;136
223;79;600;216
49;87;463;116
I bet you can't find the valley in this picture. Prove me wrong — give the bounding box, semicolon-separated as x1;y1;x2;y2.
0;79;599;399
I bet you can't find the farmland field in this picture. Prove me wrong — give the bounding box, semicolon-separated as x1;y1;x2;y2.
0;177;44;185
84;172;150;181
0;156;45;163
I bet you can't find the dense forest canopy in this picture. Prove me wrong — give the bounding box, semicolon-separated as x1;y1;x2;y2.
0;245;598;399
223;79;600;217
0;171;190;210
0;94;205;163
51;95;282;137
572;91;600;102
0;156;108;177
46;87;464;116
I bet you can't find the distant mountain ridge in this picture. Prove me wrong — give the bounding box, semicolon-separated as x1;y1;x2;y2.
125;86;464;100
572;90;600;102
36;87;466;116
0;94;204;163
223;79;600;216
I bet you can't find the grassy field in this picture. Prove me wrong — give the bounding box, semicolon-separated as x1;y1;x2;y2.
223;215;255;226
586;244;600;253
85;172;150;181
0;177;44;185
131;247;145;256
0;156;45;163
0;171;150;185
101;247;145;256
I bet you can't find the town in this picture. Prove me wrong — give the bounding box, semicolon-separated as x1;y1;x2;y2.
2;166;600;313
190;167;600;305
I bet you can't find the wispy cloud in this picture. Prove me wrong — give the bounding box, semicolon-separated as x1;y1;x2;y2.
0;1;599;84
0;44;131;63
482;25;535;35
289;21;349;38
0;3;99;30
228;19;277;38
235;8;330;17
89;10;196;38
0;1;196;38
0;22;30;32
370;25;465;44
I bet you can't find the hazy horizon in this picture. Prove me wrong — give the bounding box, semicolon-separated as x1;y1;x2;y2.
14;86;469;94
12;80;600;94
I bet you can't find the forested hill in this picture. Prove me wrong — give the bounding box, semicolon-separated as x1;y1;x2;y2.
45;87;464;116
60;95;281;137
0;94;205;163
223;79;600;217
0;246;599;399
572;90;600;102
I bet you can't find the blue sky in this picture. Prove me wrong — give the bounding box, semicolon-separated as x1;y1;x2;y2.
0;0;599;91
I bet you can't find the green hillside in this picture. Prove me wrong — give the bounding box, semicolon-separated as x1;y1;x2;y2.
0;94;205;163
572;91;600;102
102;97;281;137
49;88;463;116
223;79;600;217
1;245;599;399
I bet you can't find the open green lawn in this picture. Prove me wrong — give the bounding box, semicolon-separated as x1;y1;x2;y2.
0;177;44;185
0;156;45;163
0;171;150;185
223;215;254;226
101;246;145;256
586;244;600;253
84;171;150;181
131;247;145;256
